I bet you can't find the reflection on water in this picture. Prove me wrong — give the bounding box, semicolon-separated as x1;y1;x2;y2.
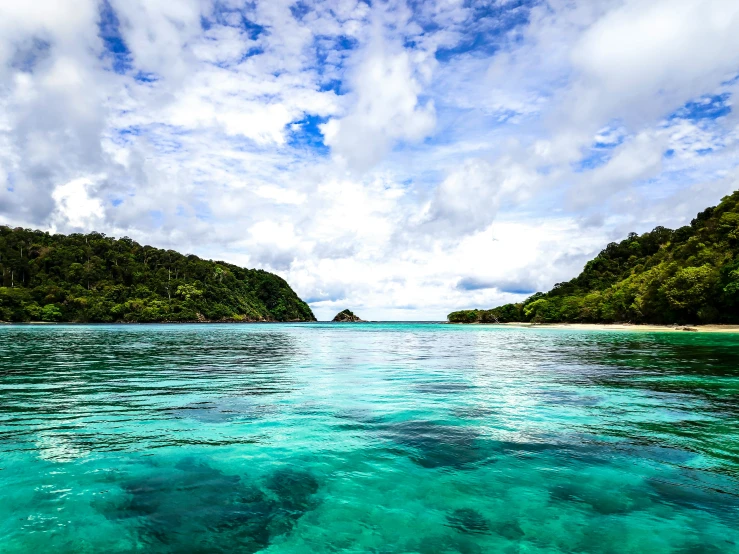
1;323;738;553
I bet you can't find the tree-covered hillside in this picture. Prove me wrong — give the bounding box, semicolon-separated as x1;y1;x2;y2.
449;191;739;325
0;227;315;323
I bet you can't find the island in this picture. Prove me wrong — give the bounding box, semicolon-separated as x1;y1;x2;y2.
0;227;316;323
449;190;739;325
332;309;365;322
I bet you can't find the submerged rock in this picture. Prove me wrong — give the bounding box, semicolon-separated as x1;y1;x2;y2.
446;508;491;535
332;309;365;322
382;420;491;469
99;458;320;553
447;508;527;541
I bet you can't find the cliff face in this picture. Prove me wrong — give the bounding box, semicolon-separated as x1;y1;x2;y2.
0;227;316;323
449;190;739;325
332;309;365;322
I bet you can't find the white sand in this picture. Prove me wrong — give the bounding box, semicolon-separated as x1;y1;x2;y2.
492;322;739;333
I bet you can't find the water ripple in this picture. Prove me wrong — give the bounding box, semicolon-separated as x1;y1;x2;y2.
1;323;738;553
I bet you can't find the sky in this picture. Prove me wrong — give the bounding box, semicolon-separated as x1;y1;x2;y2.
1;0;738;321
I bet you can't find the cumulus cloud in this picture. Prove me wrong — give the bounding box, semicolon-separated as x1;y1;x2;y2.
456;276;538;295
51;177;105;229
416;158;538;238
570;131;668;207
570;0;739;124
1;0;738;320
320;31;436;171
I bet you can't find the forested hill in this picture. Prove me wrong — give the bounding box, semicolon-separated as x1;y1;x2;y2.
449;190;739;325
0;227;316;323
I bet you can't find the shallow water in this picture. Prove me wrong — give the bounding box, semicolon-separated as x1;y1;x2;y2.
1;323;738;553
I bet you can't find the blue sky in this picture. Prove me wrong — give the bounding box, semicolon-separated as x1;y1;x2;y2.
1;0;738;320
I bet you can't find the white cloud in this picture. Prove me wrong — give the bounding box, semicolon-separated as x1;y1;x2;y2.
321;30;436;171
108;0;203;80
254;185;306;205
571;0;739;123
51;177;105;229
571;131;668;207
1;0;738;320
417;158;539;237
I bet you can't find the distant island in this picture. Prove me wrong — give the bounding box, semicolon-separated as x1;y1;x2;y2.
332;309;365;322
0;227;316;323
449;190;739;325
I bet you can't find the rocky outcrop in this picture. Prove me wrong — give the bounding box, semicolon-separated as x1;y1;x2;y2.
332;309;365;322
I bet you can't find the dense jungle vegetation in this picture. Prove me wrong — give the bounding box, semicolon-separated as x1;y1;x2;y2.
0;227;315;322
449;191;739;325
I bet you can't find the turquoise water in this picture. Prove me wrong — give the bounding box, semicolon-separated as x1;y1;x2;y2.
1;323;738;553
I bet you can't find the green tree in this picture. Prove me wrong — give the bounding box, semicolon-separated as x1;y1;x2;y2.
176;284;203;301
448;190;739;325
41;304;63;322
661;265;718;312
0;227;316;323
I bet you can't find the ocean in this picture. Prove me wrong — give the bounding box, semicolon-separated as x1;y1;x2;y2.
1;323;737;553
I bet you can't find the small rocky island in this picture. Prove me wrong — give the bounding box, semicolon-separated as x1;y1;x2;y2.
332;309;365;322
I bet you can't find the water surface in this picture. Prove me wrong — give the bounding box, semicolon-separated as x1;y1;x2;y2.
1;323;738;553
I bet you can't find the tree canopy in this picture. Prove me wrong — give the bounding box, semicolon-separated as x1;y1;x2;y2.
0;227;315;323
449;191;739;325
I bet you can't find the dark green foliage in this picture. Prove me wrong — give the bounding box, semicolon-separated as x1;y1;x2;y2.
449;191;739;325
447;310;482;324
0;227;315;323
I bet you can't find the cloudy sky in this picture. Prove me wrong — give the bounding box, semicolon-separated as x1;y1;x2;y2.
1;0;738;320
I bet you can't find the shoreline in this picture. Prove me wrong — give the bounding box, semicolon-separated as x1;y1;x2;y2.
3;321;739;333
0;320;317;325
452;322;739;333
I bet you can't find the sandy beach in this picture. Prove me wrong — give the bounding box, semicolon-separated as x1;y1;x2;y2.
492;322;739;333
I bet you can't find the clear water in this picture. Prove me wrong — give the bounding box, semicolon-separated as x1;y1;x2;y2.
1;323;738;553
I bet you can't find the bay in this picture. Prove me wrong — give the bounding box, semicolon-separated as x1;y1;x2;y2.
1;323;738;553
